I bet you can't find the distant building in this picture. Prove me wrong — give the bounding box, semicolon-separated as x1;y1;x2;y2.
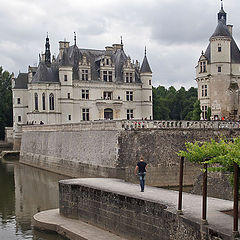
196;2;240;120
12;35;152;132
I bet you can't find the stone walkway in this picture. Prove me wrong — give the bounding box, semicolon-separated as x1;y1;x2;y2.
33;209;127;240
34;178;240;239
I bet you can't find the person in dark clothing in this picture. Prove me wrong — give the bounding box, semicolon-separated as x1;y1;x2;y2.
134;156;147;192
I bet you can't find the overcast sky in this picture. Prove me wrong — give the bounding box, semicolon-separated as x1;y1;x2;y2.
1;0;240;89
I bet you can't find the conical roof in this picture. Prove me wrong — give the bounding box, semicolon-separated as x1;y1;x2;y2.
140;55;152;73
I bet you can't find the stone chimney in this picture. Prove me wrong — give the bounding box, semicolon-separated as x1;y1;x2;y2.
59;41;70;59
227;25;233;35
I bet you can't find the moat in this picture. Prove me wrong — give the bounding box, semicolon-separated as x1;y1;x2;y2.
0;159;69;240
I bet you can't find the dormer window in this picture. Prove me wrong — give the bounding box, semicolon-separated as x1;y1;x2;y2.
200;61;207;73
82;70;88;81
106;59;109;65
126;72;133;83
103;71;112;82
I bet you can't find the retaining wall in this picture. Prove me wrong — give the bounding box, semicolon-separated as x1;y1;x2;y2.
20;121;240;187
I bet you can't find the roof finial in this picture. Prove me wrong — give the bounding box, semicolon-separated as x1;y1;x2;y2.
144;46;147;56
120;36;123;45
221;0;223;10
74;32;76;46
47;32;48;38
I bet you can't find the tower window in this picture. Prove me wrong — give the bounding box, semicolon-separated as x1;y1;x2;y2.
18;116;22;122
68;115;71;121
202;106;208;120
17;98;21;104
202;85;208;97
42;93;46;110
200;61;207;73
67;93;70;99
49;93;54;110
34;93;38;111
149;96;152;101
127;109;134;120
218;47;222;52
149;80;151;85
64;75;67;81
218;66;222;72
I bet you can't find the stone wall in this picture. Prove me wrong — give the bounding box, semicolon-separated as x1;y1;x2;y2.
59;179;231;240
20;121;240;187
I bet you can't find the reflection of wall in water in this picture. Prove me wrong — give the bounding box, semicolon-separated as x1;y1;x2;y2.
14;163;68;225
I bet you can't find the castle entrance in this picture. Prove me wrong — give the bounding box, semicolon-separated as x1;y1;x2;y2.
104;108;113;120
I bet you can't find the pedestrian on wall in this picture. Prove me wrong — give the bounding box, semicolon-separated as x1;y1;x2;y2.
134;156;147;192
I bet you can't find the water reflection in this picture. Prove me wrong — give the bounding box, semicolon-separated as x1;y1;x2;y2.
0;161;68;240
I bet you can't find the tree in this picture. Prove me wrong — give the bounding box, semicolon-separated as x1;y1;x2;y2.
0;67;13;140
191;100;201;120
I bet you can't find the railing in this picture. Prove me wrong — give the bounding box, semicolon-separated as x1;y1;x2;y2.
19;120;240;132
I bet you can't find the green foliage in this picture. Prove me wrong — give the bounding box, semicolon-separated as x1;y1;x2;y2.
153;85;198;120
207;107;212;121
177;137;240;172
191;100;201;120
0;67;13;140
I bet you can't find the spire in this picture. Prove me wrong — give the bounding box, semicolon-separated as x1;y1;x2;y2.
74;32;77;46
120;36;123;50
45;33;51;67
140;47;152;74
218;0;227;25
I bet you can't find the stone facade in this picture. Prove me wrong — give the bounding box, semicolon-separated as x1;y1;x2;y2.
12;38;152;146
196;3;240;120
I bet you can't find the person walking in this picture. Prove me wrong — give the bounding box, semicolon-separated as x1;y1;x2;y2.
134;156;147;192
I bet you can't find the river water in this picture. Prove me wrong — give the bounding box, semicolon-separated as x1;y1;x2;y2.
0;160;69;240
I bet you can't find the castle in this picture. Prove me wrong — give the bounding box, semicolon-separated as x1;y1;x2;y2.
196;2;240;120
12;36;152;132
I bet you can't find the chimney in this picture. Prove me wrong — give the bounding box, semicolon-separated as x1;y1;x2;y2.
227;25;233;35
59;41;70;59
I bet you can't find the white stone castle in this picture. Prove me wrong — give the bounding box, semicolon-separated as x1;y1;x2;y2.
196;2;240;120
12;36;152;131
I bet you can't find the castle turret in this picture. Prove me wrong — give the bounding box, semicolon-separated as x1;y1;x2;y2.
45;33;51;67
140;47;153;120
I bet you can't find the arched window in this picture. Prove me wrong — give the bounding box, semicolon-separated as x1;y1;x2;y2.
42;93;46;110
34;93;38;110
49;93;54;110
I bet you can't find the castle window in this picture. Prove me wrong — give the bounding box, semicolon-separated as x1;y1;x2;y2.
49;93;54;110
82;70;88;81
218;46;222;52
202;85;208;97
200;61;207;73
18;116;21;122
42;93;46;110
149;96;152;101
17;98;21;104
68;115;71;121
103;71;113;82
82;89;89;99
149;80;151;85
103;91;112;100
126;91;133;101
67;93;70;99
64;75;67;81
127;109;134;120
218;66;222;72
34;93;38;111
82;108;89;121
106;59;109;65
126;72;133;83
201;106;208;120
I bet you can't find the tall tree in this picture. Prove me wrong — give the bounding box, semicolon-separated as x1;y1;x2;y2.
0;67;13;140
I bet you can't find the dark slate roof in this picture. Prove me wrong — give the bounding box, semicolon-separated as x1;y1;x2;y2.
140;55;152;73
32;62;59;83
31;45;142;83
204;20;240;64
13;73;28;89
